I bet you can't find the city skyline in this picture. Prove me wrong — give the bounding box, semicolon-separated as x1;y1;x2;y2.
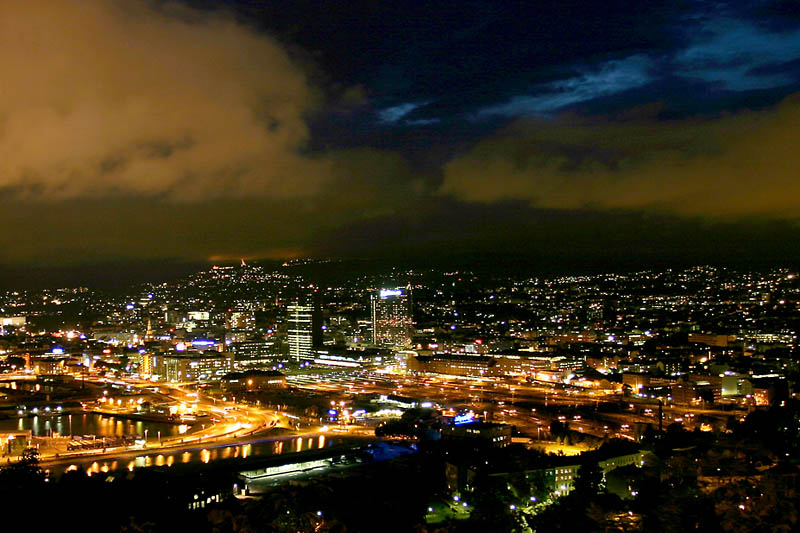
2;2;799;530
0;260;797;530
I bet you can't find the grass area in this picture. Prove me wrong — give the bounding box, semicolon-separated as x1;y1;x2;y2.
425;499;472;524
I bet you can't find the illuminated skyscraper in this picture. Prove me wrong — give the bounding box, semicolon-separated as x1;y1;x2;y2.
371;287;413;346
287;288;323;361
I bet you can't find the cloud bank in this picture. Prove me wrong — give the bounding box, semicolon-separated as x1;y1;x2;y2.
0;0;326;199
441;96;800;218
1;1;800;268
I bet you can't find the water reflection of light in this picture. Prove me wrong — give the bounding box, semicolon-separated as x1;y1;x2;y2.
66;464;78;472
128;461;135;472
182;452;192;463
90;462;99;473
155;455;165;466
144;456;152;467
308;438;313;449
201;449;210;463
166;455;174;467
111;461;118;470
242;444;251;458
101;464;109;473
295;437;302;451
319;435;325;448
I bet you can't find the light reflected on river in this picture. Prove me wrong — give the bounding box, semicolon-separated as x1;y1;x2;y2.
2;413;189;438
58;435;338;477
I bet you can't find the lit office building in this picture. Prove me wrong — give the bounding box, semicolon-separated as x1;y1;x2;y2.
287;288;322;362
161;351;234;382
137;351;154;377
372;288;413;347
230;339;277;365
288;300;313;361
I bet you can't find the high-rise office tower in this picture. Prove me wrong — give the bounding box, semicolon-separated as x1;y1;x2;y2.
372;287;413;346
311;288;324;349
287;287;324;362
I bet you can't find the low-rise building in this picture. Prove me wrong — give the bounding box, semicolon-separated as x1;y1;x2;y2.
441;421;511;448
407;354;497;377
160;351;234;382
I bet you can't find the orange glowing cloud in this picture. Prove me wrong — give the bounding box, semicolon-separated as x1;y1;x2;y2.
0;0;328;200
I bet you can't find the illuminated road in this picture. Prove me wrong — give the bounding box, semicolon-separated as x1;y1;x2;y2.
29;375;292;465
288;370;748;441
11;368;750;467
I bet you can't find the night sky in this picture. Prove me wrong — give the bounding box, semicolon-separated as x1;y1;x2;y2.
2;1;800;284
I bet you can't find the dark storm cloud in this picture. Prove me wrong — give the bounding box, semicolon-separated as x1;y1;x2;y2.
748;57;800;78
471;12;800;119
205;1;694;122
366;1;692;122
230;0;800;151
555;75;800;121
742;0;800;33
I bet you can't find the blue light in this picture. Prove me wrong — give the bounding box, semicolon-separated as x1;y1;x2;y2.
51;347;64;355
192;340;216;347
380;289;403;298
454;413;474;425
126;304;135;310
328;409;337;416
450;325;457;330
